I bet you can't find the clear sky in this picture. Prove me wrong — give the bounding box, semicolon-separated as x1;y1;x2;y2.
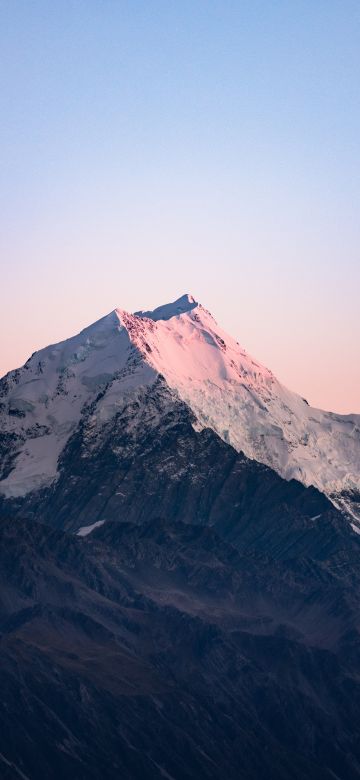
1;1;359;413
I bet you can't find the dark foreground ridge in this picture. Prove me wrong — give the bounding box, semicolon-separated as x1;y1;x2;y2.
1;507;360;780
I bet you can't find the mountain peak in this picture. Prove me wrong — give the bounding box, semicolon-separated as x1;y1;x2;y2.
0;293;359;519
134;293;198;321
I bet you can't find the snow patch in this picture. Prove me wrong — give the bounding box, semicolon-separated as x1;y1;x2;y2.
77;520;105;537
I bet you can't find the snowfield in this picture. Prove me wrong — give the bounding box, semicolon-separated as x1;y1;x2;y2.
0;293;359;521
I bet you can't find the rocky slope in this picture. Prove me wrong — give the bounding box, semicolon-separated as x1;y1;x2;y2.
1;513;360;780
0;377;345;556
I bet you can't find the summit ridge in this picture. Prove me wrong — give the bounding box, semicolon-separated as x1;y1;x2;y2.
134;292;198;321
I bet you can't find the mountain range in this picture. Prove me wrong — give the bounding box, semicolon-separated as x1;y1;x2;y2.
1;294;360;780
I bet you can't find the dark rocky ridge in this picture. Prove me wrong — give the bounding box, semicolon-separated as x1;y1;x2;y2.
1;515;360;780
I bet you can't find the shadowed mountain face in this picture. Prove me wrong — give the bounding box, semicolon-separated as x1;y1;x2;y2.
0;380;348;558
1;515;360;780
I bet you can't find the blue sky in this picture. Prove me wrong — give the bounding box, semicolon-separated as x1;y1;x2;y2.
1;1;359;411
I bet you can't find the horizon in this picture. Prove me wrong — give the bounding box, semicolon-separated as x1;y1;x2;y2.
1;2;359;414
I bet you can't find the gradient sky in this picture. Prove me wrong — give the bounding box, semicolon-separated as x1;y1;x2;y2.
1;1;359;413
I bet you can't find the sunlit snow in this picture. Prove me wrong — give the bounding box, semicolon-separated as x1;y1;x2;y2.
0;294;359;520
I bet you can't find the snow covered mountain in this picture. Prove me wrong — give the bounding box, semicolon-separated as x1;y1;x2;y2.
2;294;360;780
0;293;359;523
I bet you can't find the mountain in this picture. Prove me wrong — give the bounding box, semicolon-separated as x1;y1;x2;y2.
0;294;359;526
1;513;360;780
1;294;360;779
